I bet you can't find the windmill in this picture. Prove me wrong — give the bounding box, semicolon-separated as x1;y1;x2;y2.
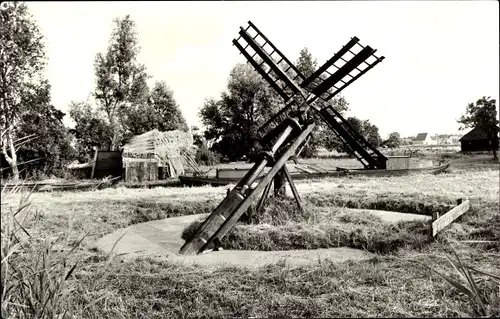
180;21;387;255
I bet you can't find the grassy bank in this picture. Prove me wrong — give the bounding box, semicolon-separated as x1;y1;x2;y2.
67;248;499;318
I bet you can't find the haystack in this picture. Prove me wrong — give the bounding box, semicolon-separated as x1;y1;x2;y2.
122;129;193;182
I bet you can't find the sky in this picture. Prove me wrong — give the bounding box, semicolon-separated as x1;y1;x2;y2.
26;1;499;138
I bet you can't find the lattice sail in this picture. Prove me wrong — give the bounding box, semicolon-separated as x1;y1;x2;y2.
233;21;387;169
233;21;308;104
301;37;385;102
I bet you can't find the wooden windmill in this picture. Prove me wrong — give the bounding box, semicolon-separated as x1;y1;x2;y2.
180;21;386;255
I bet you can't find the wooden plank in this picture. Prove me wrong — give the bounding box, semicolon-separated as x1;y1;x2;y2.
314;163;332;172
305;164;325;173
431;199;470;237
295;164;314;174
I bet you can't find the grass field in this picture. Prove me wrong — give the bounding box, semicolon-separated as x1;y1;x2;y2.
2;154;499;318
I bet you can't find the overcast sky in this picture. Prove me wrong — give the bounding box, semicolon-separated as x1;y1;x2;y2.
27;1;499;138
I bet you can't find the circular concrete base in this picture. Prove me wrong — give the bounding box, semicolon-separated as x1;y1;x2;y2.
95;209;430;268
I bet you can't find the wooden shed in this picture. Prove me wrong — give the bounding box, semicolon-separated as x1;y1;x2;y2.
122;129;193;182
459;126;499;152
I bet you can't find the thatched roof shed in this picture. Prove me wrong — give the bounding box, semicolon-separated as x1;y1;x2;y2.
122;129;193;181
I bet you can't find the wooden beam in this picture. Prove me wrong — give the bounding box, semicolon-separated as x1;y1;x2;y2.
283;164;304;213
431;199;470;237
90;148;98;179
256;179;273;212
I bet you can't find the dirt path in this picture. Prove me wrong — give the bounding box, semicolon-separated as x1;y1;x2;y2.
95;209;429;268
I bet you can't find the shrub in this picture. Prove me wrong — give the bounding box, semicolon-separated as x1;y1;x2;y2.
195;145;221;166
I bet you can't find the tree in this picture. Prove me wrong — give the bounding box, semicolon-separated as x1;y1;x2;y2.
362;120;381;148
389;132;400;139
93;15;150;150
293;48;351;158
0;3;47;180
329;116;381;154
190;126;204;147
296;47;317;78
294;48;319;158
458;96;499;159
383;132;402;149
16;80;75;176
69;101;113;160
199;63;281;161
126;81;188;136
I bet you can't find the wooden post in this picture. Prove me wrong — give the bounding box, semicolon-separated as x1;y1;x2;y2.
256;180;273;213
90;147;98;179
274;168;287;197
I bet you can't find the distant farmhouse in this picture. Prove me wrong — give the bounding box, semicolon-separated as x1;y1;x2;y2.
413;133;438;146
459;126;500;152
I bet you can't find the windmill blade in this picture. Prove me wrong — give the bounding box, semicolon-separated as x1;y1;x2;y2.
246;21;306;85
233;23;309;104
300;38;385;101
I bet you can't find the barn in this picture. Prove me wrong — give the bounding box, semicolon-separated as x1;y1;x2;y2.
122;129;194;182
459;126;499;153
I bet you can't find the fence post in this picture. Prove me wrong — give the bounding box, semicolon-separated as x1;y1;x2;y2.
432;212;440;221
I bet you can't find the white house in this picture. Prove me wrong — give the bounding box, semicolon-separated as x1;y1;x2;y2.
413;133;438;145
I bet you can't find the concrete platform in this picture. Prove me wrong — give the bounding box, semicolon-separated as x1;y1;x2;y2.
95;209;431;268
362;209;431;223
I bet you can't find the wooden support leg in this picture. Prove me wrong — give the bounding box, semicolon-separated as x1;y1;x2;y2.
240;188;255;224
256;180;273;213
294;133;312;163
274;168;287;198
283;164;304;213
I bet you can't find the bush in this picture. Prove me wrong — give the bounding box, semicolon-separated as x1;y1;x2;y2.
195;145;221;166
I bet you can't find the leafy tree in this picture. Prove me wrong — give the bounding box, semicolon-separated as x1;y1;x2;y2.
383;132;402;149
389;132;400;139
93;15;150;150
199;48;353;161
190;125;204;147
329;116;381;154
0;3;47;180
296;47;317;78
363;119;381;148
458;96;499;159
68;101;113;160
126;81;188;136
294;48;319;158
293;48;350;158
16;81;75;176
199;63;281;161
150;81;188;132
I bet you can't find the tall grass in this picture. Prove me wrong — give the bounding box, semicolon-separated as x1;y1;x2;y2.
1;185;81;318
425;241;500;317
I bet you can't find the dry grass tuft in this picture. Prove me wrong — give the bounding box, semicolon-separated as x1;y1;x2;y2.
1;185;82;318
